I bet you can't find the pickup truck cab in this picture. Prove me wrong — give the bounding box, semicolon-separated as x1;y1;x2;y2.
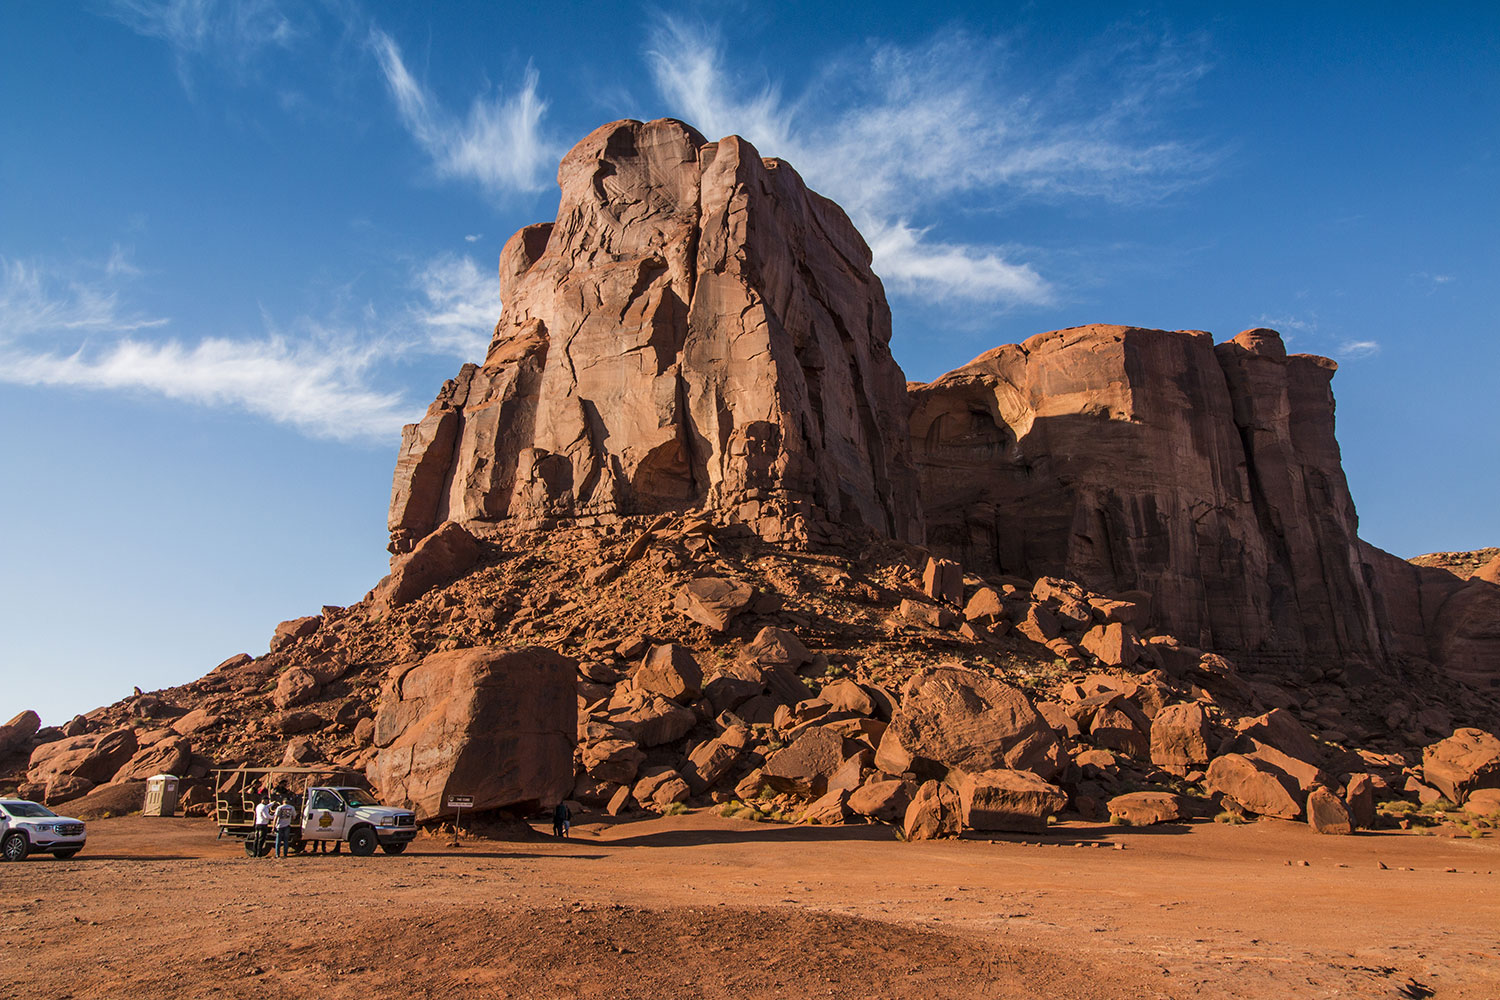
0;799;87;861
301;786;416;855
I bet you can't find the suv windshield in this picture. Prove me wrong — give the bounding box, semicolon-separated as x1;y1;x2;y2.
339;789;378;807
2;802;57;818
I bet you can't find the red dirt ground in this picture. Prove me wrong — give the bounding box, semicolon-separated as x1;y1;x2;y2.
3;812;1496;999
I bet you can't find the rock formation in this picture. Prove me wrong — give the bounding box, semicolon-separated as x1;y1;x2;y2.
389;118;920;554
7;117;1496;850
908;323;1500;687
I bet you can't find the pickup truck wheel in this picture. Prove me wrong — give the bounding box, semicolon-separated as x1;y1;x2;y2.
52;849;80;859
380;842;407;855
348;827;377;857
2;832;29;862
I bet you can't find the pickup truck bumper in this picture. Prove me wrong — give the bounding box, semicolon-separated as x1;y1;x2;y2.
376;828;417;845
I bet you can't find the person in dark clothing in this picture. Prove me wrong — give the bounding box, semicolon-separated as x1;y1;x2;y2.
552;801;571;838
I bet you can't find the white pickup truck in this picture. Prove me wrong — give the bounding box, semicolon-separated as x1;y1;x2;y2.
300;786;416;855
214;767;417;857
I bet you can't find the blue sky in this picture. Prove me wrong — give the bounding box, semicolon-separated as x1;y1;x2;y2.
3;1;1496;727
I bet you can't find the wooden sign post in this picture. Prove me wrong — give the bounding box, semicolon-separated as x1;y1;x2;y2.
446;794;474;847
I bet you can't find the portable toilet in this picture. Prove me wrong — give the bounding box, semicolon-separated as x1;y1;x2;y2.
143;774;180;817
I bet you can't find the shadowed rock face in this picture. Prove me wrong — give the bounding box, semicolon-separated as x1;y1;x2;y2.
389;118;920;553
908;324;1384;671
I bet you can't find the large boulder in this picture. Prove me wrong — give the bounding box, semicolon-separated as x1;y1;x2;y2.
269;615;320;653
635;644;703;703
921;557;962;605
763;727;855;797
903;780;962;841
272;668;319;710
1421;728;1500;805
682;732;747;794
1108;791;1188;826
115;738;191;783
1149;703;1212;767
953;769;1067;833
582;739;647;786
1080;622;1141;669
1205;753;1302;819
1306;786;1354;835
28;728;138;786
0;710;41;756
1344;773;1377;829
385;118;922;553
743;627;812;668
373;521;480;609
880;666;1060;780
848;777;916;824
676;577;753;632
370;646;576;819
612;696;696;747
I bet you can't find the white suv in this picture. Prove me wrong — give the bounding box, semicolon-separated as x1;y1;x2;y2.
0;799;87;860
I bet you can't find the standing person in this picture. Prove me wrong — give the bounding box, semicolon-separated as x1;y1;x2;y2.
251;795;272;858
552;801;571;839
272;796;296;859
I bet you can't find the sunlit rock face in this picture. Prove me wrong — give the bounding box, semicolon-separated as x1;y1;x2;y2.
909;324;1387;672
388;117;921;554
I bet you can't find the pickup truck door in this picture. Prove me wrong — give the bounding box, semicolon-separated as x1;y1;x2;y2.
302;789;348;840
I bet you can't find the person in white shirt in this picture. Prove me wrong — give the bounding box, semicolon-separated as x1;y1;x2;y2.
272;797;296;859
252;796;272;858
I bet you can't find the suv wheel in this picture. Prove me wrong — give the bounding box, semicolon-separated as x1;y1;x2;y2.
53;849;80;860
348;827;377;857
2;832;29;862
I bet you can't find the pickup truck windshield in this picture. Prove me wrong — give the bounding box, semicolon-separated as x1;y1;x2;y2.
2;802;57;818
340;790;378;807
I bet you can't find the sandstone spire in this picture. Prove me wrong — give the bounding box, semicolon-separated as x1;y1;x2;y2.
389;118;921;553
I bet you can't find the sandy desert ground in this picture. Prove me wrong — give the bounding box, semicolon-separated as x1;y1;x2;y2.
2;812;1496;1000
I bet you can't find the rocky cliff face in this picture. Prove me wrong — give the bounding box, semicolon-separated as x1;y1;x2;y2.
389;118;920;554
908;325;1385;673
384;119;1493;693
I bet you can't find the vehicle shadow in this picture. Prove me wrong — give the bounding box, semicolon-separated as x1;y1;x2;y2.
50;855;201;862
583;824;902;848
412;849;610;861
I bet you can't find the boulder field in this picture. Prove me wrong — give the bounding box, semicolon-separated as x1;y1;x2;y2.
3;118;1497;842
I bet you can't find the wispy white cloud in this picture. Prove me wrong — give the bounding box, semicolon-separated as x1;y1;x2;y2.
1254;313;1318;334
0;256;167;337
863;220;1049;303
2;335;414;442
464;234;483;243
370;28;559;198
0;253;494;443
408;254;498;358
103;0;300;90
1338;339;1381;359
645;17;1212;306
